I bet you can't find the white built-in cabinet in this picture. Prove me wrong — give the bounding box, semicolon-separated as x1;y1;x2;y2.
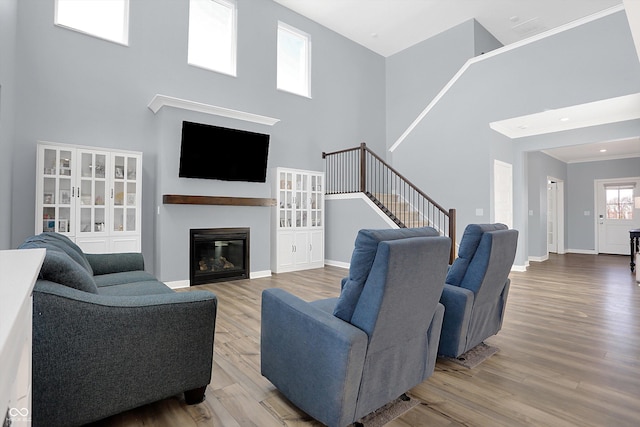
272;167;324;273
35;142;142;253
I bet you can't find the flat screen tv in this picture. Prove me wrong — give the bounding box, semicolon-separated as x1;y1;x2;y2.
179;121;270;182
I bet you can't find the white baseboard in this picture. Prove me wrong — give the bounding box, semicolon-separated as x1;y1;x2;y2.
250;270;272;279
324;259;350;269
529;254;549;263
166;279;190;289
566;249;598;255
511;264;527;272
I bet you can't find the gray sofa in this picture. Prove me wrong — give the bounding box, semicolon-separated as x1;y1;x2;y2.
19;232;217;427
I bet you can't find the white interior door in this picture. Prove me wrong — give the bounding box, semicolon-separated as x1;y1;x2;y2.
547;178;565;254
596;177;640;255
494;160;513;228
547;181;557;253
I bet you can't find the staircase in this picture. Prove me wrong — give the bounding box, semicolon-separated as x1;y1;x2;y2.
369;192;425;228
323;143;456;262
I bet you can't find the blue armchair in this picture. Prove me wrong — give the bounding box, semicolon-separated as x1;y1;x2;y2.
261;227;450;427
438;224;518;358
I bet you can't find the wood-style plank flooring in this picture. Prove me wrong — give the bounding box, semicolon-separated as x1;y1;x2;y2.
89;254;640;426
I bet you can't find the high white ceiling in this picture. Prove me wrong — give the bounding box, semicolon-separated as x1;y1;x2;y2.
272;0;639;163
272;0;623;57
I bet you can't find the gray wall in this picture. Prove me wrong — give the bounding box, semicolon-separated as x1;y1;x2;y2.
8;0;385;280
527;151;567;258
385;19;502;151
0;0;18;249
567;157;640;251
474;20;503;56
325;196;396;265
390;10;640;266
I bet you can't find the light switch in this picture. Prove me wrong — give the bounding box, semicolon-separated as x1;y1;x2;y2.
584;211;590;216
476;208;483;216
529;210;534;216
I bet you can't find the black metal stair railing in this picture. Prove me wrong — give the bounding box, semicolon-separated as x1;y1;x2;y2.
323;142;456;262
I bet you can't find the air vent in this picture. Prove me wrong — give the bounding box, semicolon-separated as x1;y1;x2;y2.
512;17;547;36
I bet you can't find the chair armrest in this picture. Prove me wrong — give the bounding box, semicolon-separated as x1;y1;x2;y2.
32;280;217;426
261;288;368;427
438;283;475;357
86;252;145;275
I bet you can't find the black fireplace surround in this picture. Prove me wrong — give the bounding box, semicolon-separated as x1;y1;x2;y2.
190;228;250;285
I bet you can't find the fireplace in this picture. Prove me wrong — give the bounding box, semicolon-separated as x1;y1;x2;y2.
190;228;249;285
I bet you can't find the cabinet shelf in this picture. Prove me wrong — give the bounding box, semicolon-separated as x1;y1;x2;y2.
36;143;142;253
272;168;324;273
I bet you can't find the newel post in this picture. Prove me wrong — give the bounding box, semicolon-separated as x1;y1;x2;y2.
359;142;366;193
448;208;456;263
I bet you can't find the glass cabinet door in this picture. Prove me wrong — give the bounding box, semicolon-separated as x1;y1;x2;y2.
295;172;308;227
278;170;293;228
38;146;74;234
77;151;108;235
112;154;140;233
310;174;323;228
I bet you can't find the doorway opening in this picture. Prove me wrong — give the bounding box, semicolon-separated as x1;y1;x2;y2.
547;177;565;255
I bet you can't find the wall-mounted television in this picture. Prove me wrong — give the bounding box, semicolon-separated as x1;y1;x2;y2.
179;121;270;183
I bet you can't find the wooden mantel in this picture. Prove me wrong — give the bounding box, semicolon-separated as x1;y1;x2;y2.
163;194;276;207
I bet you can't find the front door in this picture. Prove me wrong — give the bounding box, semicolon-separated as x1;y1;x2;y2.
596;177;640;255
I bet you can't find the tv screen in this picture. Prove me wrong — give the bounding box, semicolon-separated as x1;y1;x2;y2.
179;121;270;182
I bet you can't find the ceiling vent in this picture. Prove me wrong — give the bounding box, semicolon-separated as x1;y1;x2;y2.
512;17;547;36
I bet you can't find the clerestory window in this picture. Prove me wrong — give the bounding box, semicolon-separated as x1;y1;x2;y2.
55;0;129;45
277;22;311;98
188;0;237;76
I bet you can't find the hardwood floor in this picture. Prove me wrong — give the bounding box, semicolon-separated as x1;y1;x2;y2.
89;254;640;427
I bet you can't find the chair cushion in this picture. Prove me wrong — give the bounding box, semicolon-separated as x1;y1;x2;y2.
333;227;439;322
446;223;507;286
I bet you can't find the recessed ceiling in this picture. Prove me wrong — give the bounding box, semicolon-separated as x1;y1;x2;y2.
272;0;623;57
489;93;640;139
489;93;640;163
542;137;640;163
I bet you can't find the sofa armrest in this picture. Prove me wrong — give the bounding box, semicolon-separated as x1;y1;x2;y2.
32;280;217;427
261;288;368;427
86;252;145;275
438;283;475;357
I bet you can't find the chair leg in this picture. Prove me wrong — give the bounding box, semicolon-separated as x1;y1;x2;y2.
184;386;207;404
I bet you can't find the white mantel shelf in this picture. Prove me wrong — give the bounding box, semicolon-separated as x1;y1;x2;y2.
147;94;280;126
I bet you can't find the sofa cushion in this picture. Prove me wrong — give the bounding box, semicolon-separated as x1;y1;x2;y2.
21;232;93;275
446;223;507;287
97;280;175;296
37;248;99;293
333;227;439;322
94;270;158;288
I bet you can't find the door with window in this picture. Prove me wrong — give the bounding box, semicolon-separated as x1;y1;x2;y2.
596;178;640;255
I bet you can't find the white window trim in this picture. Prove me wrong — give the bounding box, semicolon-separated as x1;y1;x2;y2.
277;21;312;98
54;0;130;46
187;0;238;77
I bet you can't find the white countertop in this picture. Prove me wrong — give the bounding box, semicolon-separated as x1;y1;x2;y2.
0;248;45;420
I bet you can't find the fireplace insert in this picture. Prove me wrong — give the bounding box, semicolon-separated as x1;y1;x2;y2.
190;228;249;285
